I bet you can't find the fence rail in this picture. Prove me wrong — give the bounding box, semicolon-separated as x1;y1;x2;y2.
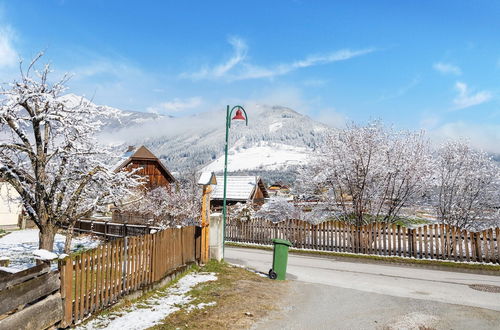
226;219;500;264
58;226;201;326
72;219;160;238
0;264;63;330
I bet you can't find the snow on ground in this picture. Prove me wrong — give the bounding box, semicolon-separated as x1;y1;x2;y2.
0;229;100;271
202;141;310;172
77;272;217;330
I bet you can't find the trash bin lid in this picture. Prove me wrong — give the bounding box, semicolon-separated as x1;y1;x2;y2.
272;238;292;246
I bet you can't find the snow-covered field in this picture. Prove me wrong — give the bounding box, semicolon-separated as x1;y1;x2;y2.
202;141;310;172
0;229;100;271
77;272;217;330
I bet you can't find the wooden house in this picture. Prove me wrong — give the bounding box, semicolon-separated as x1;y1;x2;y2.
114;145;175;190
211;176;269;208
268;183;291;197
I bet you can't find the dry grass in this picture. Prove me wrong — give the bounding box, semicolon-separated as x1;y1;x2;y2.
150;261;289;329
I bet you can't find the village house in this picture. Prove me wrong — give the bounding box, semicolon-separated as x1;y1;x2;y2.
267;182;291;197
114;145;176;190
0;180;23;229
111;145;176;224
210;175;269;209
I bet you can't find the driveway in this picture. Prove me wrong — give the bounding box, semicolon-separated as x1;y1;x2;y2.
225;247;500;329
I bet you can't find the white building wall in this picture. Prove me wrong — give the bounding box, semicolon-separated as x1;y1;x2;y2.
0;182;22;227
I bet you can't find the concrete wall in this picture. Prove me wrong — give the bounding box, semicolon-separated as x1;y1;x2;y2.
209;213;223;261
0;182;22;228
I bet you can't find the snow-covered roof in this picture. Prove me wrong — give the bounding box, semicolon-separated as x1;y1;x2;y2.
211;176;268;201
197;172;217;185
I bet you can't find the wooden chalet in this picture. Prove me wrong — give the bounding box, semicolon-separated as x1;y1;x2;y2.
211;176;269;208
114;145;175;190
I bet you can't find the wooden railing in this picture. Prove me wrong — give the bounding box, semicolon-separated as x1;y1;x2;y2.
58;226;201;326
226;219;500;264
72;219;160;239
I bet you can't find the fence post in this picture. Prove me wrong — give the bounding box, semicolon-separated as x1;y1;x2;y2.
122;236;128;292
104;221;108;240
58;256;73;327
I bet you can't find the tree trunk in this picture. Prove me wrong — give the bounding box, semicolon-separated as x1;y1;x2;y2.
39;224;57;251
64;225;75;254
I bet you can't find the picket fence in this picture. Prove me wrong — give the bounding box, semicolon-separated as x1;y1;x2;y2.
58;226;201;326
226;218;500;264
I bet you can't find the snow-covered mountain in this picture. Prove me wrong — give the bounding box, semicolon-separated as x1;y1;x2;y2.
73;96;331;176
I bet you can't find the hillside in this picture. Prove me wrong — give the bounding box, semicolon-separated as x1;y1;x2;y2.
87;99;330;179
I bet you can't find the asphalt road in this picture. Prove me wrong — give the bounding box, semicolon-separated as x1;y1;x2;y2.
225;247;500;329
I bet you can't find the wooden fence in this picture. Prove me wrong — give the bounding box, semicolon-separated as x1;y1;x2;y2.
0;264;63;330
58;226;201;326
226;218;500;264
72;219;160;239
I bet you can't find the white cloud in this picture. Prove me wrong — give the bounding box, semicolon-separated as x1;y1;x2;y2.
147;97;203;114
314;108;346;128
452;81;492;110
430;121;500;154
0;27;18;68
182;37;374;81
433;62;461;75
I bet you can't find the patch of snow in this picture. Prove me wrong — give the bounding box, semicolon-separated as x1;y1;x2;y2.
33;249;58;261
77;272;217;330
269;122;283;132
186;301;216;312
202;141;310;172
0;229;100;271
0;266;19;273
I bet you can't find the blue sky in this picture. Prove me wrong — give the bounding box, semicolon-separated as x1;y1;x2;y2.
1;1;499;151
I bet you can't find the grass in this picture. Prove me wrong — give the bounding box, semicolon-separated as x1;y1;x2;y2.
226;242;500;273
76;264;199;326
77;260;288;330
150;260;288;329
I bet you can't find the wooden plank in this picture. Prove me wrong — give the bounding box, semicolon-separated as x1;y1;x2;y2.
489;229;495;264
483;230;490;263
428;225;433;259
458;228;464;262
0;292;63;330
496;228;500;264
0;271;60;316
422;226;428;259
452;227;458;261
74;255;80;322
476;232;483;263
464;229;470;262
88;250;94;313
396;224;401;257
381;223;386;255
0;264;49;291
80;253;87;318
439;224;445;259
60;257;73;326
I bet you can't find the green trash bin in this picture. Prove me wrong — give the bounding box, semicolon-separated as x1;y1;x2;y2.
269;238;292;280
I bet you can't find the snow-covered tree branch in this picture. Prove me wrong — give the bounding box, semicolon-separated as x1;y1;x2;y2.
0;54;140;252
296;121;433;225
434;140;500;229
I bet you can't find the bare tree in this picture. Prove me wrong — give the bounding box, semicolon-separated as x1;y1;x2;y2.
0;54;139;252
297;121;433;225
120;180;201;228
434;140;500;229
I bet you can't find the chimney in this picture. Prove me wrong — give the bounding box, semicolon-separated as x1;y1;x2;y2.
127;145;135;152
